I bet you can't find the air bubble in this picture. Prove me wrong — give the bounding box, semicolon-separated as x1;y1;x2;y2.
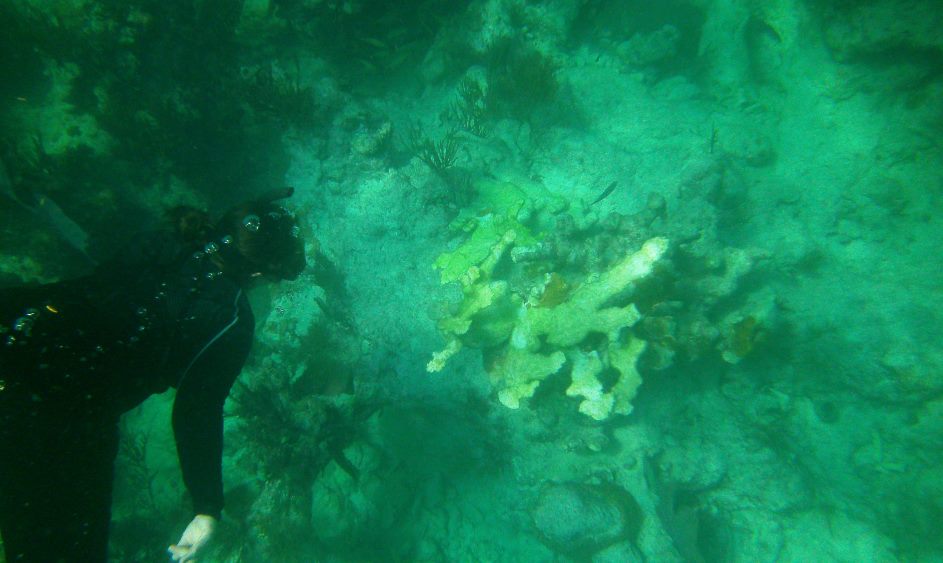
243;214;261;232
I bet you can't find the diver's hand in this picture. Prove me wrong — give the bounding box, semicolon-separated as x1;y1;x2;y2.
168;514;217;562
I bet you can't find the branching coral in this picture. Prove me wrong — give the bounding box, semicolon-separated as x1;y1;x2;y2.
427;178;668;420
506;238;666;419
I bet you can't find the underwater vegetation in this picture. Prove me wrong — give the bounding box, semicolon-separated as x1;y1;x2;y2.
485;39;560;123
407;127;461;177
450;76;489;137
242;60;321;129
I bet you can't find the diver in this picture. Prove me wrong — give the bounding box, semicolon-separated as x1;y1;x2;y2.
0;187;306;562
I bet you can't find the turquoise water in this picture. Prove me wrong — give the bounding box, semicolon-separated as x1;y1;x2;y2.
2;1;942;561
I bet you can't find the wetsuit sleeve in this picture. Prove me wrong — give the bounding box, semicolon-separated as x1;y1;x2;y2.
171;310;254;519
91;230;182;274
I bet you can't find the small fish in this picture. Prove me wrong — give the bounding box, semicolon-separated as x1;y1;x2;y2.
0;158;30;212
355;58;379;72
358;36;389;50
590;181;618;206
33;194;91;256
1;157;93;261
387;49;412;70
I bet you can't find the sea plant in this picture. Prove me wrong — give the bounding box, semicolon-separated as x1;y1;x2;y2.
408;127;460;175
486;40;559;122
451;76;488;137
242;60;319;128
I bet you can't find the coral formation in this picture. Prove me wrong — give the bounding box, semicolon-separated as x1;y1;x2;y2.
533;481;643;559
427;160;779;423
427;178;667;420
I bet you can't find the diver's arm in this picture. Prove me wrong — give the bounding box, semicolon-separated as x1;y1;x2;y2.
171;313;253;519
94;230;182;274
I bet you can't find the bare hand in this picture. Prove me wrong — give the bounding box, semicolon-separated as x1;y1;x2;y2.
168;514;217;562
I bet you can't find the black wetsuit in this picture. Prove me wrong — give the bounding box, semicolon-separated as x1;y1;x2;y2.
0;231;254;562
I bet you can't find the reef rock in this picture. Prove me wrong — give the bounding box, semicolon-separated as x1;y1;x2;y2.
533;482;643;559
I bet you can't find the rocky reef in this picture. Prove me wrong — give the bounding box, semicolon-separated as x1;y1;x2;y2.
2;0;942;561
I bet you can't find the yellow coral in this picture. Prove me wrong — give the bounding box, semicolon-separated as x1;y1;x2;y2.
426;178;668;420
512;238;667;350
492;347;566;409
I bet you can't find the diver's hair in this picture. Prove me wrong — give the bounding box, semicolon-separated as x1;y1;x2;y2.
217;202;267;260
166;205;214;244
166;189;304;280
216;201;293;264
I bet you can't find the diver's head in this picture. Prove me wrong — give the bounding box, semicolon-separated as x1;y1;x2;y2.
215;188;307;281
